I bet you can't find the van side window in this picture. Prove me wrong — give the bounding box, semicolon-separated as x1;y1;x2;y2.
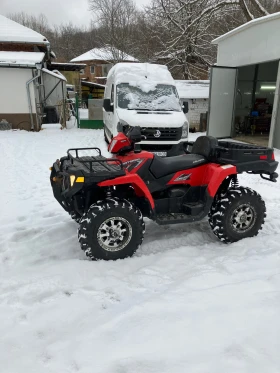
111;84;114;104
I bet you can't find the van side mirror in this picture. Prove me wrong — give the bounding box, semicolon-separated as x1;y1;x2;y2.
183;101;189;114
103;98;114;112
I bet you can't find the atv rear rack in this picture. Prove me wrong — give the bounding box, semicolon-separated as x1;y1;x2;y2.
216;141;278;179
216;141;274;164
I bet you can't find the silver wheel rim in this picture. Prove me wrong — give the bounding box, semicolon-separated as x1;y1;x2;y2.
97;217;132;252
231;204;256;233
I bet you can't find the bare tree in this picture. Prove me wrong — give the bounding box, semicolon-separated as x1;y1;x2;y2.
88;0;139;62
147;0;279;79
148;0;228;79
7;12;52;39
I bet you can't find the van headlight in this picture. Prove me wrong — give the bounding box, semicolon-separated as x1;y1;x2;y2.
182;121;189;138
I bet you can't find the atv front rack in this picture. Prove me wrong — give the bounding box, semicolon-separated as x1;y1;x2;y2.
67;147;124;174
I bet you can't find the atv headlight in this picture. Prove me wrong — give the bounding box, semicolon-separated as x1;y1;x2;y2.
70;175;76;187
182;121;189;138
69;175;84;187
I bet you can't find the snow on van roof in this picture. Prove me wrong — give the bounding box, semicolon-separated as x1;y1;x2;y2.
109;63;175;88
175;80;210;99
0;51;45;67
0;15;49;44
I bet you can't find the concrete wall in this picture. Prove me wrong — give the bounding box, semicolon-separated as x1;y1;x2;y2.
184;98;208;128
0;67;37;130
0;67;36;113
216;15;280;67
88;99;103;120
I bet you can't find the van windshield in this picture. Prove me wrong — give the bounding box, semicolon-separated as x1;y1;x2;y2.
117;83;181;111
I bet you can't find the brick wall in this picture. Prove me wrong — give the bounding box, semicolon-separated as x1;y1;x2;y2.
186;98;208;128
79;60;109;82
0;43;35;52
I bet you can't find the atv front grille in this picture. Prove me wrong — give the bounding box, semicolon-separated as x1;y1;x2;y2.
141;127;182;141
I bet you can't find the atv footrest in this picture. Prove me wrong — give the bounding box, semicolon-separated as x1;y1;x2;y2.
182;202;204;216
156;213;195;225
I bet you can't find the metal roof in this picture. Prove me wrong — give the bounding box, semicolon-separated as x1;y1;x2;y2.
212;11;280;44
175;80;210;99
50;62;86;71
81;81;105;88
0;51;45;68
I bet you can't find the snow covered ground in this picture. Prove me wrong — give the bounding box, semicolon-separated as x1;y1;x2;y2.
79;108;89;119
1;126;280;373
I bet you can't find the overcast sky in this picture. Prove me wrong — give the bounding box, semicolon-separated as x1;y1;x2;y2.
0;0;151;27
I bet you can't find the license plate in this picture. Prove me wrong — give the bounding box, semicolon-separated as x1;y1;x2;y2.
152;151;167;157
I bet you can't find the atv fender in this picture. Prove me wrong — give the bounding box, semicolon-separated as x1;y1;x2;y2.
98;174;155;209
205;164;237;197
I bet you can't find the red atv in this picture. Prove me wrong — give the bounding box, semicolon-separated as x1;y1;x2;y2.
50;126;278;260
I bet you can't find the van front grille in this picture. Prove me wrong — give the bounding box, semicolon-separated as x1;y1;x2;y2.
141;127;182;141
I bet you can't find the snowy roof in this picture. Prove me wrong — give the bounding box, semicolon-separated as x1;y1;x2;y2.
81;81;105;88
212;11;280;44
175;80;210;99
71;47;137;62
0;14;49;44
109;63;175;86
0;51;45;67
42;68;67;81
50;62;86;72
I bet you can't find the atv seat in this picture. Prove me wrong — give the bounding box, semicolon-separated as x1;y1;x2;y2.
150;154;207;178
150;136;218;179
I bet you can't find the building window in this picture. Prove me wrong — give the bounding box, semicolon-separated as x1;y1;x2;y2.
90;65;95;74
80;68;85;75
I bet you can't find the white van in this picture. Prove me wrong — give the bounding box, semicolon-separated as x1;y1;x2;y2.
103;63;189;156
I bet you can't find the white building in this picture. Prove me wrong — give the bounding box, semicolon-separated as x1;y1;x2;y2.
207;12;280;148
0;15;67;131
175;80;209;129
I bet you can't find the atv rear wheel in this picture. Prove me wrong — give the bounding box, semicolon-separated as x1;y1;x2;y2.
78;198;145;260
208;187;266;243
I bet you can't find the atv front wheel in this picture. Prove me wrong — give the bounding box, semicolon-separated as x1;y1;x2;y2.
78;198;145;260
209;187;266;243
69;211;81;223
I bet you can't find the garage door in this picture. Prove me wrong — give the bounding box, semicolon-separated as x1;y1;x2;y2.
207;66;238;138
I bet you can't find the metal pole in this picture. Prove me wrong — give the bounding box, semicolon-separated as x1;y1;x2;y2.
61;80;66;128
76;93;80;128
269;62;280;148
26;71;40;130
